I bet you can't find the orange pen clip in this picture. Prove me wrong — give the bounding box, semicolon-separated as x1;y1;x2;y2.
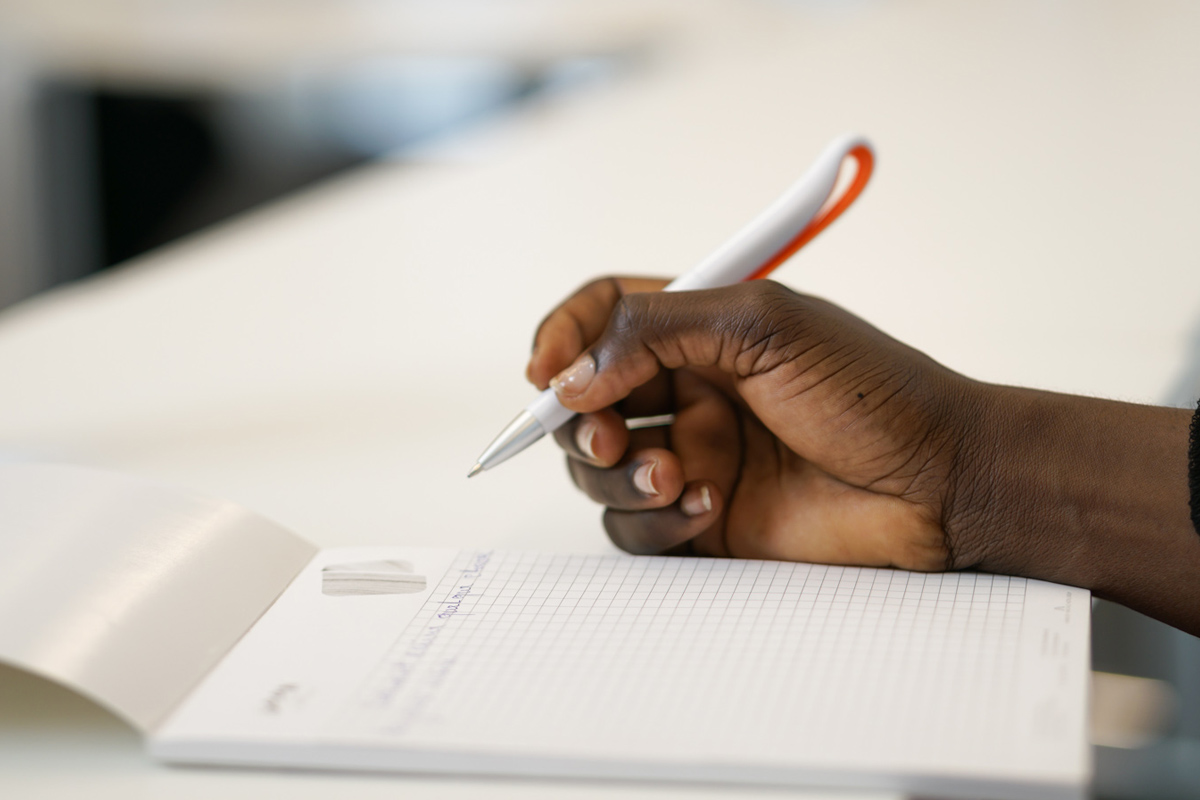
746;144;875;282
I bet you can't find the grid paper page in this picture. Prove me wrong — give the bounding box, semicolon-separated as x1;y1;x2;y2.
154;547;1089;797
336;551;1035;770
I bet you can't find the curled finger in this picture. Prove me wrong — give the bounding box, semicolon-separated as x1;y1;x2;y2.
568;448;683;511
553;409;629;467
603;481;723;555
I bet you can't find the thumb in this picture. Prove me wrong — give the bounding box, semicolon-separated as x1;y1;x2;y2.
548;281;805;414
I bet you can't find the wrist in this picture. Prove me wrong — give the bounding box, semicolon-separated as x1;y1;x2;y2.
938;379;1025;573
944;385;1200;631
947;385;1128;581
943;384;1160;578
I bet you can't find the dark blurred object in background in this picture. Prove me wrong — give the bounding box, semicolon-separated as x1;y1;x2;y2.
0;0;648;309
37;85;228;278
93;90;222;267
27;57;601;295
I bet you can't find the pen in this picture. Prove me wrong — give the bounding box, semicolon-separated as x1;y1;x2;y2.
468;134;875;477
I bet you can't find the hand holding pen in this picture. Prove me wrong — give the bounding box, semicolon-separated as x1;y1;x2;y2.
471;134;876;476
477;134;983;567
524;273;982;568
478;134;1200;638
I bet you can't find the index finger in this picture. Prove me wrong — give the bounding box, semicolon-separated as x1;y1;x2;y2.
527;276;670;390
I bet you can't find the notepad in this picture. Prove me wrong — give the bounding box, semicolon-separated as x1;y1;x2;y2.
0;465;1090;800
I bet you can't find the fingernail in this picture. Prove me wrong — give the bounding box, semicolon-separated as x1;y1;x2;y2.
575;419;598;460
681;485;713;517
633;460;659;497
550;354;595;398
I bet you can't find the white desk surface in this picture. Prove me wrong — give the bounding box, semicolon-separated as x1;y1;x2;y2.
2;1;1200;797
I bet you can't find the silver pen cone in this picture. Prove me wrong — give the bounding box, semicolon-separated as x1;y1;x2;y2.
468;410;547;477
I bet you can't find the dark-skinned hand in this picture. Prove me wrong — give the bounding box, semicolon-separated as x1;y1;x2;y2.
526;277;1200;636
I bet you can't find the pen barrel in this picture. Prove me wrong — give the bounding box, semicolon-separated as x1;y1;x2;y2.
665;134;863;293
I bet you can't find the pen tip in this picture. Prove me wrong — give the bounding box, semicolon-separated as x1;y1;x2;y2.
467;463;483;478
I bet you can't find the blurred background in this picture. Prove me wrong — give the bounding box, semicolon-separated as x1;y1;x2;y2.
1;2;1199;799
0;0;661;308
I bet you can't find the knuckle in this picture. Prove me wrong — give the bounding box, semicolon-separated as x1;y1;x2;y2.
609;293;651;336
742;278;795;302
723;281;807;375
737;281;802;329
600;294;661;368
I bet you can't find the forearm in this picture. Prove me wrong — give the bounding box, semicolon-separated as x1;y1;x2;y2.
954;385;1200;635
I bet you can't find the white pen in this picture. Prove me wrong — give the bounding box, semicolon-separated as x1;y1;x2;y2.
468;134;875;477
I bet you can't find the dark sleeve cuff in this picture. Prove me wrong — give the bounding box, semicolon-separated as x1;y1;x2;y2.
1191;399;1200;536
